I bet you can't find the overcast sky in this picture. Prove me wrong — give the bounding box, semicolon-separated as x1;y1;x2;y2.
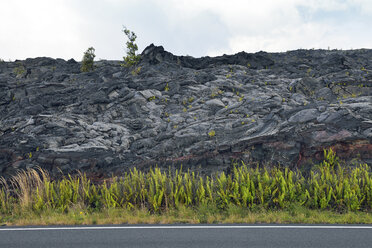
1;0;372;61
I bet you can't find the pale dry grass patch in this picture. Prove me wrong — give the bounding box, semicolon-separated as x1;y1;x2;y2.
2;207;372;226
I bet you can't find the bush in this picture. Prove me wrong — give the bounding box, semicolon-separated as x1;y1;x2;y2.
80;47;96;72
13;62;26;77
121;27;140;68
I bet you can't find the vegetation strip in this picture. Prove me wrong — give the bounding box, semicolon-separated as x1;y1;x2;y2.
0;149;372;225
1;225;372;231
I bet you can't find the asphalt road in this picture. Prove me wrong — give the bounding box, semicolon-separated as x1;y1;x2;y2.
0;225;371;248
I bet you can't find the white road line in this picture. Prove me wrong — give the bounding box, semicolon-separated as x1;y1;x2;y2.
0;225;372;231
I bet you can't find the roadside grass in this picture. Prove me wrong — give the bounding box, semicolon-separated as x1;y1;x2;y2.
1;205;372;226
0;149;372;226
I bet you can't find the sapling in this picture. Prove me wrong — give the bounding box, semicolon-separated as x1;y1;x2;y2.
122;27;140;68
81;47;96;72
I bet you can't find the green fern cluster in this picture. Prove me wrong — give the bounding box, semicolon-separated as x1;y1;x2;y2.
0;149;371;214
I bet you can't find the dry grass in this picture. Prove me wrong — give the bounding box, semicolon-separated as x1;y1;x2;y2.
8;166;49;208
1;206;372;226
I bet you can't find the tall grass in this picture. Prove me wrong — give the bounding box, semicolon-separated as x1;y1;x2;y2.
0;149;371;215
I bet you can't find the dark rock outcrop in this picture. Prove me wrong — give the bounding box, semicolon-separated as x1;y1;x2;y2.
1;45;372;178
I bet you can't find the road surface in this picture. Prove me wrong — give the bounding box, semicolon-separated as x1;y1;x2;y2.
0;224;371;248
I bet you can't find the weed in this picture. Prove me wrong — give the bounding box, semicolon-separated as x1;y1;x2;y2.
131;66;141;76
211;88;223;98
208;130;216;137
164;83;169;92
13;62;26;77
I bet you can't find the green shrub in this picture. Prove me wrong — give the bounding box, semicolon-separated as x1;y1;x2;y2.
13;62;26;77
80;47;96;72
121;27;140;68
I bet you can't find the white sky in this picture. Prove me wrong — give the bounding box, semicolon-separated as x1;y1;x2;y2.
1;0;372;60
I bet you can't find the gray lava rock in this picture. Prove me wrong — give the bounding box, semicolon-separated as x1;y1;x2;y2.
0;46;372;178
288;109;319;123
